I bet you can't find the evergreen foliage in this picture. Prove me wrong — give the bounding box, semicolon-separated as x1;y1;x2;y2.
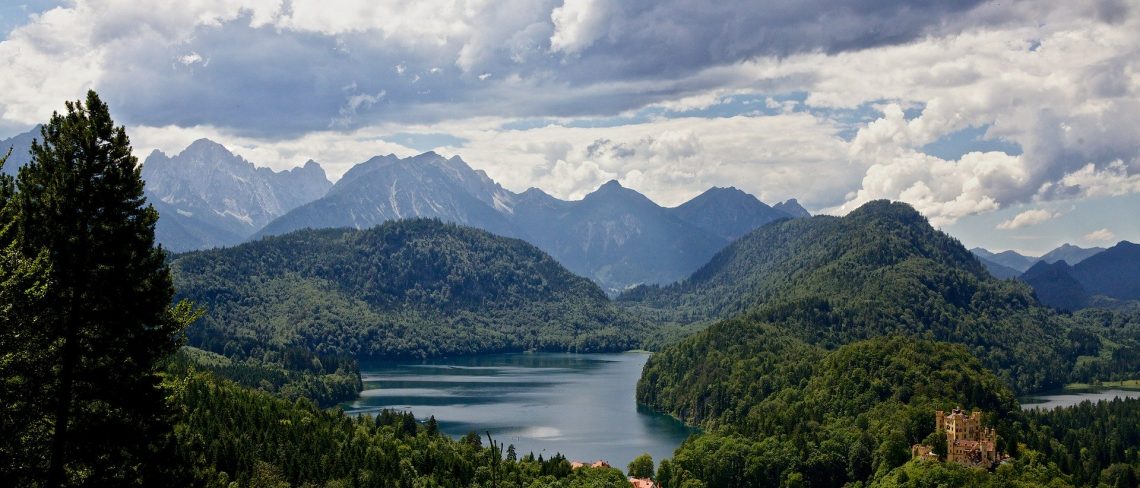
1018;397;1140;486
0;91;193;487
635;201;1140;487
170;220;650;404
167;369;627;487
644;335;1025;487
628;453;654;479
624;200;1133;394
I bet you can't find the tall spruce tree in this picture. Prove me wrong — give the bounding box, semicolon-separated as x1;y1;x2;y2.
1;91;188;486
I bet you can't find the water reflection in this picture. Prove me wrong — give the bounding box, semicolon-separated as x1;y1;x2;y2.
1021;389;1140;410
342;352;695;469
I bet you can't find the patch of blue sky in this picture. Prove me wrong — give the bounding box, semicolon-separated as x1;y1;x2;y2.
921;125;1022;161
498;113;654;131
0;0;58;36
807;102;884;141
499;92;812;131
381;133;469;152
945;193;1140;255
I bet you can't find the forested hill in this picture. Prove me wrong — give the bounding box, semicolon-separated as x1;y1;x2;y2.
172;219;649;363
620;200;987;322
633;201;1140;486
624;200;1127;394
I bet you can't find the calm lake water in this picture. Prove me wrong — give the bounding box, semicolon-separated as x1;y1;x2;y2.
341;352;695;469
1020;389;1140;410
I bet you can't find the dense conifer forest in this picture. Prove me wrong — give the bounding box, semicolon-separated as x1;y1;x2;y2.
4;92;1140;488
632;202;1140;487
166;368;629;487
623;201;1140;394
169;220;650;404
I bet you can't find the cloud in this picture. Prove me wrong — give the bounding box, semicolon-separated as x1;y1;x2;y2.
443;113;856;207
1084;228;1116;243
549;0;609;55
1;0;1138;225
996;209;1059;230
0;0;1011;135
177;52;205;66
807;5;1140;223
1046;161;1140;199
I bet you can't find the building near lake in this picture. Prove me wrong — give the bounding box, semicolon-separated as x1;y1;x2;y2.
629;477;656;488
912;407;1003;469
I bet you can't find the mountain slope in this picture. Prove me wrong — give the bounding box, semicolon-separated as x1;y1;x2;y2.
772;198;811;218
1020;241;1140;310
670;186;796;241
1020;260;1090;311
0;126;39;176
256;152;515;238
1040;243;1104;265
173;219;648;360
622;200;1082;393
260;153;799;291
142;139;331;251
971;247;1038;272
977;255;1022;279
513;180;728;292
1068;241;1140;301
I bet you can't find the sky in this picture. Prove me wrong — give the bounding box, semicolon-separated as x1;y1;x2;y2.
0;0;1138;256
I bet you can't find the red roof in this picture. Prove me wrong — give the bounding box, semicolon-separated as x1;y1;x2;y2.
629;478;656;488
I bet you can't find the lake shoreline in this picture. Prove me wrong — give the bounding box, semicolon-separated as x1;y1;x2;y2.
343;351;694;469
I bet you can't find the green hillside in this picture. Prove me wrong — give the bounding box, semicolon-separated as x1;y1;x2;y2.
626;201;1084;393
170;219;650;404
634;200;1140;487
166;369;628;487
645;335;1072;487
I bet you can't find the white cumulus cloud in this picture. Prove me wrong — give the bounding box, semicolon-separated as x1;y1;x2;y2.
1084;228;1116;243
996;209;1059;230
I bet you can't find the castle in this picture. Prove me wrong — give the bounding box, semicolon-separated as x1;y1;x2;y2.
911;408;1002;469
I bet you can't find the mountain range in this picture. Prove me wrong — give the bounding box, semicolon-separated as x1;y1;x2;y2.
971;243;1106;277
141;139;333;251
1020;241;1140;310
232;147;809;291
0;125;39;176
4;131;808;289
625;199;1112;397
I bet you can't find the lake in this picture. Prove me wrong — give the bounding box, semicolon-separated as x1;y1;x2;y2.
1020;389;1140;410
341;352;695;470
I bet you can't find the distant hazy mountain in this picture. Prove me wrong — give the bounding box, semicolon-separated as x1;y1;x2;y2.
256;152;515;238
976;256;1022;279
260;152;806;291
1020;260;1089;311
970;247;1038;272
672;187;796;241
971;243;1105;277
1039;243;1105;265
1020;241;1139;310
0;126;40;176
1069;241;1140;301
773;198;811;218
142;139;331;251
519;180;730;292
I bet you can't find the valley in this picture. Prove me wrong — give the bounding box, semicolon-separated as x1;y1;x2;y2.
342;352;694;470
4;97;1140;488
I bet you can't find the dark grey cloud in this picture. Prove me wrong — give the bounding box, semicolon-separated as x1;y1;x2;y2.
80;0;1100;138
552;0;990;81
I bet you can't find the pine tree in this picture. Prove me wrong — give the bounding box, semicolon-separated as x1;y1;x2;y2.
1;91;190;486
1;147;59;485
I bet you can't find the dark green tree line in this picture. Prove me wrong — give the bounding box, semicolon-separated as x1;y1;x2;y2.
0;91;193;486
